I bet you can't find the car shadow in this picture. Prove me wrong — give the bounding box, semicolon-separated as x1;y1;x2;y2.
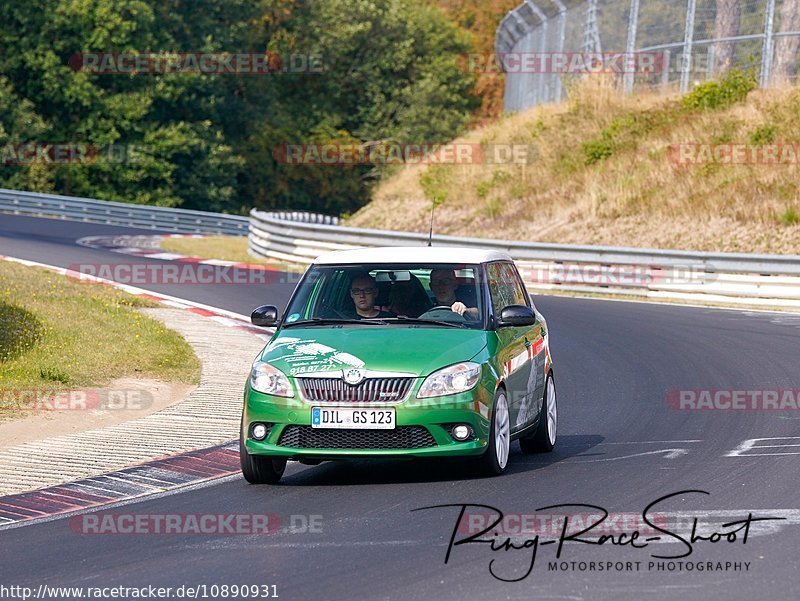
508;433;607;467
275;434;605;486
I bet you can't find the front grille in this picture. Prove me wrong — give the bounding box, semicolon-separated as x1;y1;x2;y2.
298;377;414;403
278;426;436;449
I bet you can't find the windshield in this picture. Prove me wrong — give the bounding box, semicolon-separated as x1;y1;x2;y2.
283;263;485;329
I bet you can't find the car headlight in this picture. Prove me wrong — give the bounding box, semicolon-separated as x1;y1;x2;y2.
250;362;294;397
417;362;481;398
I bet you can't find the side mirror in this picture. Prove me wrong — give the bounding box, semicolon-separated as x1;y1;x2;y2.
251;305;279;327
497;304;537;327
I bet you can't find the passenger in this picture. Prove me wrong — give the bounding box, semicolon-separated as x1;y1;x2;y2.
348;273;395;319
429;268;479;320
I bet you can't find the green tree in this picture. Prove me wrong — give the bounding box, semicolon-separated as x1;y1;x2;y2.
0;0;479;216
0;0;244;210
240;0;479;213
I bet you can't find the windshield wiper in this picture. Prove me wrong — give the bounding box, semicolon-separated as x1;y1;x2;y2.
282;317;387;327
380;316;468;329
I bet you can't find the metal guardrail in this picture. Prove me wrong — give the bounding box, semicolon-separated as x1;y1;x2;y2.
0;188;249;235
1;188;797;308
249;208;800;308
249;208;800;274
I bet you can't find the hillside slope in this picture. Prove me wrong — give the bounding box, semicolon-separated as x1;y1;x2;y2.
346;76;800;254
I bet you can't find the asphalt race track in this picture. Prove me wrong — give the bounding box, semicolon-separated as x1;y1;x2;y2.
2;214;799;601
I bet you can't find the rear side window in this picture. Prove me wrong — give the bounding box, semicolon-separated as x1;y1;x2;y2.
487;262;528;316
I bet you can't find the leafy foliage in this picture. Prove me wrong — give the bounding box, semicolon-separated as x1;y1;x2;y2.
426;0;520;120
0;0;479;215
780;207;800;226
580;70;758;165
682;69;758;110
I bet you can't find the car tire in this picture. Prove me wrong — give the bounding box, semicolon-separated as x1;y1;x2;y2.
239;425;286;484
476;389;511;476
519;372;557;454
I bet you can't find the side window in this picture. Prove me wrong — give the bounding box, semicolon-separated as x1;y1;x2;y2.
487;263;513;316
303;272;325;318
504;263;530;307
487;262;528;316
311;270;350;317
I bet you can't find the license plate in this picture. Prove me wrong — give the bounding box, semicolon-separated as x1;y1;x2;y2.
311;407;395;429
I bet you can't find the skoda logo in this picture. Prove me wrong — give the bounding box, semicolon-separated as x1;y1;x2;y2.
343;368;364;385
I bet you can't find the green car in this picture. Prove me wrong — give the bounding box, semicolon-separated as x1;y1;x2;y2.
240;247;557;483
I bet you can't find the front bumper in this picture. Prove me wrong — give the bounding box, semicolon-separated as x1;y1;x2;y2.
242;385;493;459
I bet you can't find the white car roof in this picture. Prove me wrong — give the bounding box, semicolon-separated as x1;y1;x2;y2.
313;246;512;265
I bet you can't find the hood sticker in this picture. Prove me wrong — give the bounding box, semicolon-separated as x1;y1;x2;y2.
265;338;365;376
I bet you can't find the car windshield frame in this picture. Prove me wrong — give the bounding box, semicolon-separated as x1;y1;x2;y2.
279;262;489;330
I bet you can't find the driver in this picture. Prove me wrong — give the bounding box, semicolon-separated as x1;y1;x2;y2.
348;273;395;319
429;268;479;320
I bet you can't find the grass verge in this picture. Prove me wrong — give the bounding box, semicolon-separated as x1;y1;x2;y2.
0;261;200;419
160;236;305;272
347;73;800;254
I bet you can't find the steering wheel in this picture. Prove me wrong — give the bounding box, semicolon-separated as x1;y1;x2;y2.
419;305;467;323
317;302;352;319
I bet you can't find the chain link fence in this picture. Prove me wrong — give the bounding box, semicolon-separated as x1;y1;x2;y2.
496;0;800;111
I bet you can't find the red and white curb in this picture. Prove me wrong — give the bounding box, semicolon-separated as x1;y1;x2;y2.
0;254;274;341
0;254;272;510
0;443;239;529
77;234;277;273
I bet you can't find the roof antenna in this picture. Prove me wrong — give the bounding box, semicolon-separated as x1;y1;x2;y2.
427;196;441;247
